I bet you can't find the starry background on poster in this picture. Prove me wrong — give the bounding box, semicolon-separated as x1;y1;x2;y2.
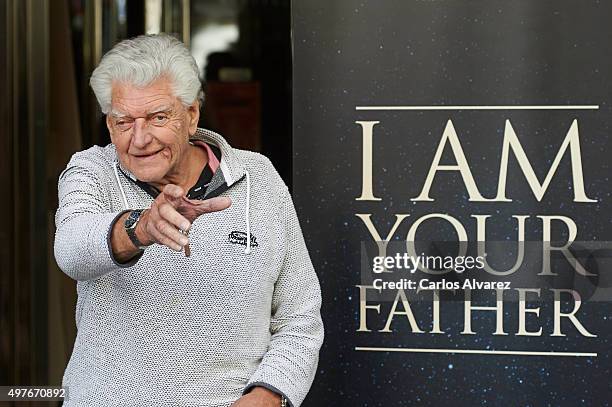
292;1;612;406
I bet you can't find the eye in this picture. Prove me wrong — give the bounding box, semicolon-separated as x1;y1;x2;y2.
153;114;168;123
115;119;134;131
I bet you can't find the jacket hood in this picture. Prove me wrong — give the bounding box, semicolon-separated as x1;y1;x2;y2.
190;128;246;187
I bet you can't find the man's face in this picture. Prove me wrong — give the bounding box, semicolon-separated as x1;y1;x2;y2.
107;77;199;183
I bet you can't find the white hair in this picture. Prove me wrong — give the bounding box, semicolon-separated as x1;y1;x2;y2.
90;33;203;114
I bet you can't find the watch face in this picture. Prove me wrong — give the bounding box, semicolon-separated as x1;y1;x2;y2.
125;210;143;229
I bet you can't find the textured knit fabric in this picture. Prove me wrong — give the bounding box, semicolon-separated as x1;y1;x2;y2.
54;128;324;407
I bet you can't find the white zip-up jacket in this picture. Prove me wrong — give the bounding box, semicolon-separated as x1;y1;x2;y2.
54;128;324;407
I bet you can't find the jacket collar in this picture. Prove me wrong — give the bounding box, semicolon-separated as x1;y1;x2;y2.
190;128;245;186
115;127;245;187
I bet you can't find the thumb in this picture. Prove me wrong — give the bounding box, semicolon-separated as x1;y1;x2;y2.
162;184;185;205
163;184;184;198
178;196;232;219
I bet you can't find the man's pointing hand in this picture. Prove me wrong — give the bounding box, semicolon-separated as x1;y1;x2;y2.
137;184;232;253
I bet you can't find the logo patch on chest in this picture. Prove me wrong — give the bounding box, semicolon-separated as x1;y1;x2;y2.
228;231;259;248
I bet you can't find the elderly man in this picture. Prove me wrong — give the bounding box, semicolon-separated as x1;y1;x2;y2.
54;34;323;407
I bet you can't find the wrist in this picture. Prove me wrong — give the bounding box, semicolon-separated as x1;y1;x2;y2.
124;209;152;249
134;209;154;247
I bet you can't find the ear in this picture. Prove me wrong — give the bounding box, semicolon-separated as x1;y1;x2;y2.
106;115;116;143
187;100;200;136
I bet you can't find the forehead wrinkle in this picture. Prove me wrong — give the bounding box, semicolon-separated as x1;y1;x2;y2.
111;94;175;117
147;104;174;113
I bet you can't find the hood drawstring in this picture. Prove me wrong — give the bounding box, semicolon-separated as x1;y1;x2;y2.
244;170;252;254
114;160;129;210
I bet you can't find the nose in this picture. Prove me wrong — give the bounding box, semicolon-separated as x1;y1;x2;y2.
131;117;152;149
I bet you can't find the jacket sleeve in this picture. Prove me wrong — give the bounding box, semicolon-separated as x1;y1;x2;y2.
54;156;141;281
243;186;324;407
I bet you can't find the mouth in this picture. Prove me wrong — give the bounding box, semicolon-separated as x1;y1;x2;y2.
131;149;163;159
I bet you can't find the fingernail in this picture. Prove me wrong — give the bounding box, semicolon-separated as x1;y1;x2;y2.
182;222;191;231
180;237;189;246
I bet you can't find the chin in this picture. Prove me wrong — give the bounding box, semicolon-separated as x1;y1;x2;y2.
130;165;168;183
135;172;166;183
124;155;170;183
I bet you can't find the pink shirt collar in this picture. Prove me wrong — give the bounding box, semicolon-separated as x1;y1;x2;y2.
192;140;220;173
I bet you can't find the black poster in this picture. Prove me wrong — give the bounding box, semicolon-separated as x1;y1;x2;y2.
292;1;612;405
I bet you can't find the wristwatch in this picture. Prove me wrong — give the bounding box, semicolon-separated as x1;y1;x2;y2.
124;209;148;250
281;396;288;407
